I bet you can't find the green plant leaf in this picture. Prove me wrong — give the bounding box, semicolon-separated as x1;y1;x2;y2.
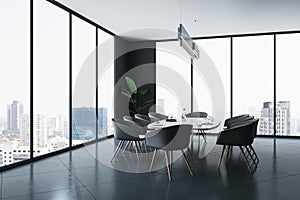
129;110;136;114
125;76;137;94
121;91;131;99
129;98;137;104
139;88;148;95
142;102;154;109
136;107;142;113
143;99;155;105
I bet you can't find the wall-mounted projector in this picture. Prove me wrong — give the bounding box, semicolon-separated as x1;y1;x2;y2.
178;24;199;59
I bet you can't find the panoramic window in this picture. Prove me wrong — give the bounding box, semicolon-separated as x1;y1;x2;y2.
0;0;30;166
72;16;96;145
156;41;191;118
97;29;114;137
233;35;274;136
277;33;300;136
34;0;69;155
194;38;231;118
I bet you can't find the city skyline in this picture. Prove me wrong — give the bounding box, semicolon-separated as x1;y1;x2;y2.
0;99;110;166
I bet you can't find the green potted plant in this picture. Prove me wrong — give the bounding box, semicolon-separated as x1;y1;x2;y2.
121;76;154;115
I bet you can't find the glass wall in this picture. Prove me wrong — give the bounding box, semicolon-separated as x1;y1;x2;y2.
34;0;69;156
72;16;96;145
156;41;191;118
233;35;274;136
277;34;300;136
194;38;231;118
0;0;30;166
97;29;114;137
0;0;114;168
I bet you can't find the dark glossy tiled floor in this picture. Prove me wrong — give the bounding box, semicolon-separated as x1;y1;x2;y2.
1;137;300;200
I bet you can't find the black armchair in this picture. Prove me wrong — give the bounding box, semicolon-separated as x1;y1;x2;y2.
123;116;149;127
146;124;193;181
134;114;155;124
226;115;254;129
111;118;146;161
224;114;250;128
217;118;259;172
186;111;208;118
148;112;167;120
186;111;208;143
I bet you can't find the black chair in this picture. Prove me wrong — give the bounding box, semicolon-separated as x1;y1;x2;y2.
186;111;208;143
223;115;254;159
227;116;254;128
134;114;155;124
186;112;208;118
123;116;149;152
216;118;259;172
148;112;167;120
224;114;249;127
111;118;146;161
146;124;193;181
123;116;149;127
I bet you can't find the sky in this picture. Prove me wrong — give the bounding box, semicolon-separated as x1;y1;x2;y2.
0;0;114;120
2;1;300;123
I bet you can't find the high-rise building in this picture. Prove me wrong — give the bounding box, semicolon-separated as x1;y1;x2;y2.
48;117;58;137
6;100;24;133
259;101;290;135
20;113;30;146
72;108;96;140
34;113;48;147
98;107;108;136
63;119;69;138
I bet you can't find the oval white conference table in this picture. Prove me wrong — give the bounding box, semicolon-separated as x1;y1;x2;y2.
147;117;221;132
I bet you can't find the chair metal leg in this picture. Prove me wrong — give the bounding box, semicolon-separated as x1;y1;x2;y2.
116;140;125;156
169;151;173;171
250;145;259;164
239;146;252;173
134;141;140;161
244;146;257;167
181;149;193;176
202;130;207;142
137;141;143;155
111;140;123;162
122;141;130;153
165;151;172;181
198;130;201;145
218;145;226;169
149;148;157;172
144;140;148;153
226;145;232;161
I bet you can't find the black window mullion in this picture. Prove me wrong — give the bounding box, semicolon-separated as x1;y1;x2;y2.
230;37;233;118
30;0;34;159
69;13;72;147
274;34;277;137
96;28;99;140
191;58;193;112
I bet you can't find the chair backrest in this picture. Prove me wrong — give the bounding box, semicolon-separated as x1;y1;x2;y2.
186;112;208;118
146;124;193;150
226;116;254;128
123;116;149;127
134;114;155;123
217;118;259;146
112;118;144;140
224;114;250;127
241;118;259;138
148;112;167;120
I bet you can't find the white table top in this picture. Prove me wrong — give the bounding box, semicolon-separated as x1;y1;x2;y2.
148;117;221;131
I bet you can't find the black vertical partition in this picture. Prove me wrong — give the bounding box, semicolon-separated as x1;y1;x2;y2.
114;36;156;118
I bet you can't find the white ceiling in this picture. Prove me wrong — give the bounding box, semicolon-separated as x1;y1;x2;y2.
56;0;300;40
